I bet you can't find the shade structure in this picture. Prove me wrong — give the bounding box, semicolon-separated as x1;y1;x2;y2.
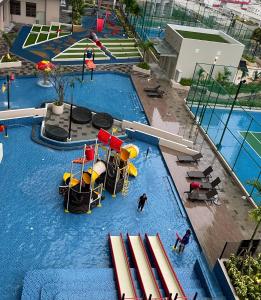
110;136;123;152
97;18;104;32
97;128;111;145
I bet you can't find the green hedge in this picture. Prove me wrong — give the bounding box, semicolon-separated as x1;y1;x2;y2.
180;78;192;86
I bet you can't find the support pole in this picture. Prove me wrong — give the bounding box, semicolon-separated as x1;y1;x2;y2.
81;52;86;81
219;241;228;259
7;74;10;109
216;79;246;149
193;292;198;300
173;293;178;300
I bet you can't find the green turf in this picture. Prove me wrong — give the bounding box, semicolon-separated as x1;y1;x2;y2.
240;131;261;156
24;33;38;47
56;54;108;59
41;25;50;32
37;33;48;43
177;30;229;43
114;53;140;57
31;25;41;32
49;33;58;39
60;25;70;31
64;49;104;53
100;39;135;43
50;25;59;32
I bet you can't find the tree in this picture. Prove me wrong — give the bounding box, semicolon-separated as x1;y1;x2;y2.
251;27;261;56
130;2;141;25
248;206;261;242
137;40;154;61
69;0;85;25
123;0;135;16
1;32;12;55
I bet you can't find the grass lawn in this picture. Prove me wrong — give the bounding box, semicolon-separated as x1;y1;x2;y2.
60;32;70;37
100;38;135;43
37;33;48;43
41;25;50;32
49;33;58;39
177;30;229;43
24;33;38;47
50;25;59;31
31;25;41;32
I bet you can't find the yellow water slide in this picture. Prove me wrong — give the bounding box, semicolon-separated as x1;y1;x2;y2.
63;161;106;187
121;144;139;177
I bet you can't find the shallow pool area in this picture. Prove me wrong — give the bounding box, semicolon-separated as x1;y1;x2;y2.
0;73;146;123
0;125;222;299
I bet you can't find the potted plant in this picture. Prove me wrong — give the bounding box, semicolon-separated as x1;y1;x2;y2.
47;66;70;115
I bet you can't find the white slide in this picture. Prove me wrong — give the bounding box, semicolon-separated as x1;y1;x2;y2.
146;234;186;299
109;235;137;300
128;234;161;299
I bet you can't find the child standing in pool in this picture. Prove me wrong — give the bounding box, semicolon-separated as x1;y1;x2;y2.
173;229;191;253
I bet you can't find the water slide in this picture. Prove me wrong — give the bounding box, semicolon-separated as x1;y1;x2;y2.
63;161;106;187
146;234;186;299
109;234;137;300
127;234;162;299
121;144;139;177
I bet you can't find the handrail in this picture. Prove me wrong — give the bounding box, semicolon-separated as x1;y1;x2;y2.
108;234;122;300
120;233;138;299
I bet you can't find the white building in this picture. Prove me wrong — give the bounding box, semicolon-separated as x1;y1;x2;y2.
155;24;245;81
0;0;61;32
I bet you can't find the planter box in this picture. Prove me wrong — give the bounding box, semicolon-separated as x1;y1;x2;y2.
132;65;151;75
214;259;239;300
0;60;22;68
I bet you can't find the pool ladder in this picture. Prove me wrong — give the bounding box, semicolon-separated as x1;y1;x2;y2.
122;167;129;196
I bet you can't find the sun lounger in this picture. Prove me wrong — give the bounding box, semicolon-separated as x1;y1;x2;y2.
200;177;221;190
187;166;213;179
144;85;161;92
146;90;164;98
187;189;217;202
177;153;203;163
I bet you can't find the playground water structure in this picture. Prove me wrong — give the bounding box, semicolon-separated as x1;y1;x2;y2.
191;107;261;205
0;72;147;123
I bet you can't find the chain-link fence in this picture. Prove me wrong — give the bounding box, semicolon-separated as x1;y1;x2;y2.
125;0;260;57
186;63;261;205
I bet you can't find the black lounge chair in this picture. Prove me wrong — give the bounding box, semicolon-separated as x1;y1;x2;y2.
187;166;213;179
144;85;161;92
177;153;203;163
200;177;221;190
187;189;218;202
146;90;164;98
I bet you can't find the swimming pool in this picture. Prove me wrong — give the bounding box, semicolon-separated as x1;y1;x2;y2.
196;107;261;205
0;73;147;123
0;125;217;299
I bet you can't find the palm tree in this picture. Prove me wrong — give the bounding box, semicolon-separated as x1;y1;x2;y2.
138;40;154;61
1;32;12;55
249;206;261;242
251;27;261;56
131;2;141;26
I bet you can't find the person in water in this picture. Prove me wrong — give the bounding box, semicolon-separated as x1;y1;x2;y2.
137;193;147;212
173;229;191;253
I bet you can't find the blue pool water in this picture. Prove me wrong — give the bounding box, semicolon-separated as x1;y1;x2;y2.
0;126;220;299
197;107;261;204
0;73;146;123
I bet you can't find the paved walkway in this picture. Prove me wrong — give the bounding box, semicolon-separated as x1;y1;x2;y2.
131;74;260;267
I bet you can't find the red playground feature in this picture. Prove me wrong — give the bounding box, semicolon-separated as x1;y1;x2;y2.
85;48;96;70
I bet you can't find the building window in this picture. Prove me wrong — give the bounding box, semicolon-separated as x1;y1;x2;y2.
26;2;36;17
10;1;21;15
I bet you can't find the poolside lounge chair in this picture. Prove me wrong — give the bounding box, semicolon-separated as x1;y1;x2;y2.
146;90;165;98
187;189;218;202
187;166;213;179
200;177;221;190
177;153;203;163
144;85;161;92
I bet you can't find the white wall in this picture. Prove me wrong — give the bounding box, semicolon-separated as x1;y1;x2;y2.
11;0;60;25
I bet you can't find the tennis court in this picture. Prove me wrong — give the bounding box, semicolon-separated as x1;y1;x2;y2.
240;131;261;157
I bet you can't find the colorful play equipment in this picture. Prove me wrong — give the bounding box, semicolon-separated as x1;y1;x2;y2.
59;129;139;213
85;47;96;70
35;60;55;87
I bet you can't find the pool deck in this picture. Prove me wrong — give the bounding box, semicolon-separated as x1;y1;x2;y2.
131;73;260;267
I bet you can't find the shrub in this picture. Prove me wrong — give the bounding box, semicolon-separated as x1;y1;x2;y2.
137;62;150;70
243;55;256;63
180;78;192;86
225;254;261;300
0;54;18;63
